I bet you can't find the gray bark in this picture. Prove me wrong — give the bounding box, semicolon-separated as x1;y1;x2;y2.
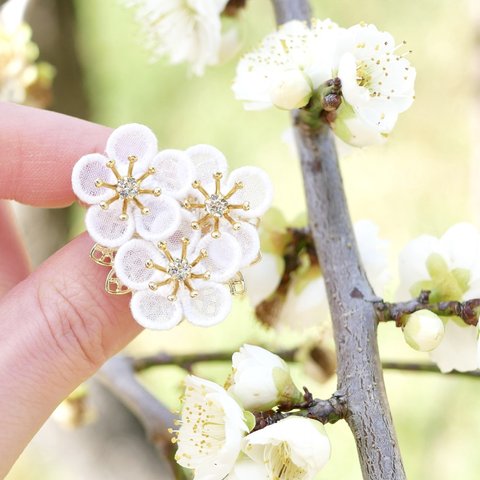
271;1;406;478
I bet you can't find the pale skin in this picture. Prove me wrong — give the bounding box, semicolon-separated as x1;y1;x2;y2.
0;103;142;477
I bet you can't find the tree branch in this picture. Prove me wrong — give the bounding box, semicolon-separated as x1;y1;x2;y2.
382;361;480;378
375;290;480;326
96;356;187;480
271;2;406;478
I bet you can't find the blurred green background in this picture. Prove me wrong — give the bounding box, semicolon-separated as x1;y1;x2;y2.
6;0;480;478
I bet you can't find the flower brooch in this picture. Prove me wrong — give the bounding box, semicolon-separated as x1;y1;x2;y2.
71;124;273;329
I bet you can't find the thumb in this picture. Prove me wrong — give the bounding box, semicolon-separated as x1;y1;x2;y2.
0;233;141;476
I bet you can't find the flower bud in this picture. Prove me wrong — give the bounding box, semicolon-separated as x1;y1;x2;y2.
403;309;445;352
270;69;312;110
228;344;303;411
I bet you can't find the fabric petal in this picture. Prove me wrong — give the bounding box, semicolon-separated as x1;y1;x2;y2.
114;239;164;290
224;222;260;268
144;149;195;199
85;203;135;248
194;232;241;282
226;166;273;219
181;282;232;327
106;123;158;171
163;209;201;258
130;289;183;330
134;195;181;242
71;153;115;205
186;144;228;191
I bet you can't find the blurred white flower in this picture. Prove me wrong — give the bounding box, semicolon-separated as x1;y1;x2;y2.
228;344;303;411
278;220;389;330
233;19;339;110
0;0;54;106
402;309;444;352
241;252;283;307
243;416;331;480
398;223;480;372
123;0;236;75
175;375;250;479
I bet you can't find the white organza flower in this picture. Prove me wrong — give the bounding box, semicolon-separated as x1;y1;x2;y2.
72;124;194;248
233;19;340;111
123;0;233;76
398;223;480;372
278;220;389;329
183;144;273;269
243;416;331;480
175;375;250;479
228;345;302;412
332;23;416;146
114;228;241;329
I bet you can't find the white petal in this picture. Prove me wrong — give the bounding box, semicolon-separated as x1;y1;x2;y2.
182;282;232;327
163;209;201;258
241;253;283;307
226;167;273;219
195;232;242;282
429;319;479;373
186;144;228;192
338;52;370;107
114;239;163;290
144;149;195;199
133;195;181;242
130;289;183;330
106;123;158;170
71;153;115;205
224;222;260;269
85;203;135;248
227;458;269;480
440;223;480;272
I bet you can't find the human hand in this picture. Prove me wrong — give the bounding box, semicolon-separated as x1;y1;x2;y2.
0;103;142;477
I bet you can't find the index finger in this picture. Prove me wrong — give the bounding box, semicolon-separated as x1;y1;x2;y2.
0;102;111;207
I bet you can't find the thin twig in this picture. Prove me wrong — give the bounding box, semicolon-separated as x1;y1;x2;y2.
375;290;480;326
96;356;187;480
383;361;480;378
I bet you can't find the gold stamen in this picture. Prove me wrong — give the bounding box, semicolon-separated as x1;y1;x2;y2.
106;160;121;179
100;194;120;210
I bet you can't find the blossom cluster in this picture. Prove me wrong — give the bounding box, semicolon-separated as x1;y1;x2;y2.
233;19;416;147
397;223;480;373
242;214;390;330
72;124;272;329
0;0;54;107
122;0;240;76
174;345;331;479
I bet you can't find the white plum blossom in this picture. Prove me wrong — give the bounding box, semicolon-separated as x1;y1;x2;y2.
114;232;240;329
227;457;269;479
123;0;237;75
175;376;251;479
277;220;389;329
402;309;445;352
233;19;415;147
332;23;416;146
72;124;192;248
183;144;272;269
0;0;55;106
241;252;283;307
233;19;340;111
242;416;331;480
228;345;303;411
398;223;480;372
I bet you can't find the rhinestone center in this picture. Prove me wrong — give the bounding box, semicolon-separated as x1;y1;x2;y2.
116;176;139;199
167;258;192;281
205;194;229;217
